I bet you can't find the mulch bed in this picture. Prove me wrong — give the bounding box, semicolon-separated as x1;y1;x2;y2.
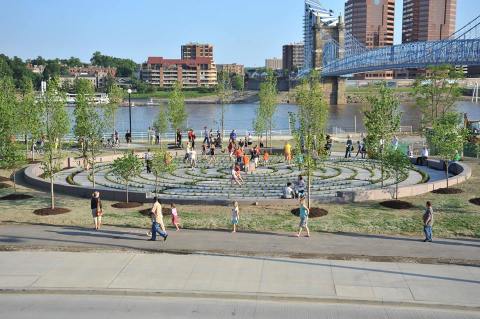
33;207;71;216
469;198;480;206
291;207;328;218
0;194;34;201
379;200;414;210
139;207;172;217
0;183;12;189
111;202;143;209
0;176;11;182
432;188;464;194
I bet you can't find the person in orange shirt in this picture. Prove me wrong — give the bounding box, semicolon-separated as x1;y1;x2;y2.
243;154;250;173
263;151;269;165
235;147;243;164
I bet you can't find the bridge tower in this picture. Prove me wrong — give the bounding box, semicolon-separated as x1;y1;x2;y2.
313;16;346;105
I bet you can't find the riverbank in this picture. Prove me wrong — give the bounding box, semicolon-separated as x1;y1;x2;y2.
129;90;259;105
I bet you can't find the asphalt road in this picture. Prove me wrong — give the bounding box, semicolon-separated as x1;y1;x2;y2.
1;294;479;319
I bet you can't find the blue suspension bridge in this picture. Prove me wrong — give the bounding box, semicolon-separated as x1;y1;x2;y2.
321;15;480;77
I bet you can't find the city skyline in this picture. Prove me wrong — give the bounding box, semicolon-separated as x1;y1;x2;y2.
0;0;477;66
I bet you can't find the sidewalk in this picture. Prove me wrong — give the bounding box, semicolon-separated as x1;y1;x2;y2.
0;251;479;310
0;224;479;265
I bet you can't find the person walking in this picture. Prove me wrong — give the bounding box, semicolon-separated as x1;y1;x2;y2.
231;201;240;233
171;203;180;231
284;141;292;165
203;126;210;147
90;191;103;231
145;149;153;174
345;135;353;158
149;197;168;241
297;198;310;238
422;201;434;242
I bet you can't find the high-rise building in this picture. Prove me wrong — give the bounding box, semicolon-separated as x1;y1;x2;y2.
181;43;214;60
265;58;283;70
141;57;217;89
345;0;395;79
282;43;305;72
402;0;457;43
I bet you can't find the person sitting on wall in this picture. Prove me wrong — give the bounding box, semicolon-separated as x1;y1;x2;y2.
416;146;429;166
282;182;295;199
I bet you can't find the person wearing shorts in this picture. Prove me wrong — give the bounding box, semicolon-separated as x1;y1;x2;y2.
231;201;240;233
284;142;292;164
297;198;310;237
90;191;103;230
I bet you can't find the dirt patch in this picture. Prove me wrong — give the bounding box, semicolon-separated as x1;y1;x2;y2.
139;207;172;216
469;198;480;206
0;194;34;201
291;207;328;218
0;176;11;182
379;200;415;210
0;183;12;189
33;207;71;216
112;202;143;209
432;188;464;194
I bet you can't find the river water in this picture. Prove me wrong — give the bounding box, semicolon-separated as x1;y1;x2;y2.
67;100;480;134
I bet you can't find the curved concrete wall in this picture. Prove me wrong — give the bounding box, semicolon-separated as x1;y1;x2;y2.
23;156;471;205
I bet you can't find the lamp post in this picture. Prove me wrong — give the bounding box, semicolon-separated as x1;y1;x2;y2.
127;88;132;136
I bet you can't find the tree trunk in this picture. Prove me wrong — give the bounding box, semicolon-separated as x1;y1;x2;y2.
395;171;398;200
307;169;311;209
13;170;16;193
221;104;225;145
92;162;96;189
50;176;55;209
126;183;129;203
445;161;449;189
26;139;29;160
155;175;158;194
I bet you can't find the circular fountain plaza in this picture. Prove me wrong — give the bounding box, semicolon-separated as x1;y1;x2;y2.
23;150;471;204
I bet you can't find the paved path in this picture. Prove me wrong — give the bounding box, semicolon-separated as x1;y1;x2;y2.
1;224;479;265
2;294;479;319
0;251;479;310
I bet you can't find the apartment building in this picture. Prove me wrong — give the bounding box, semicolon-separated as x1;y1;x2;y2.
181;43;214;60
216;63;245;75
265;58;283;70
282;43;305;72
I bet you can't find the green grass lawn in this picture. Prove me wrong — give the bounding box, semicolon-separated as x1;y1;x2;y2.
1;154;479;238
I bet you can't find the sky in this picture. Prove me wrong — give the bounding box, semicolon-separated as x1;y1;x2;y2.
0;0;478;67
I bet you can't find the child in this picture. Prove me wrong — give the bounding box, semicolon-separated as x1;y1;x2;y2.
297;198;310;238
231;201;239;233
263;151;269;165
171;203;180;231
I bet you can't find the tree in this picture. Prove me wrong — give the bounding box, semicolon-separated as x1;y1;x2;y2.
258;70;277;148
111;152;143;203
90;51;138;77
364;83;402;187
383;147;412;200
290;71;329;208
73;79;104;188
38;78;70;209
413;65;463;128
153;105;169;146
429;112;467;188
17;77;42;160
216;71;233;143
0;76;26;191
168;81;187;136
233;74;245;92
151;148;176;193
104;83;124;136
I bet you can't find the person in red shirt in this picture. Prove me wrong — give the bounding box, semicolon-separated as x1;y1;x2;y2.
235;147;243;164
243;154;250;173
263;151;269;165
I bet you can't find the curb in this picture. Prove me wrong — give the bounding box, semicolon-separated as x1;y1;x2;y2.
1;288;480;312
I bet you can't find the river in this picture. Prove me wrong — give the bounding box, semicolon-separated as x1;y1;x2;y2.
66;100;480;134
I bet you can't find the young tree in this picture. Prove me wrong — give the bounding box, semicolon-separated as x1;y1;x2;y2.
17;77;42;160
111;152;143;203
364;83;402;187
0;76;26;192
151;148;176;193
290;71;329;208
38;78;70;209
168;81;187;138
73;79;104;188
429;112;467;188
258;70;277;148
153;105;169;146
216;71;233;143
383;147;412;200
104;83;124;136
233;74;245;92
413;65;463;128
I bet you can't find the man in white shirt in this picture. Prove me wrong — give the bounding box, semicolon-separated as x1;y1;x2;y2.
190;149;197;168
145;149;153;173
416;146;429;165
283;183;295;199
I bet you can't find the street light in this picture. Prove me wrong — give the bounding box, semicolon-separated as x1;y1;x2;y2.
127;89;132;138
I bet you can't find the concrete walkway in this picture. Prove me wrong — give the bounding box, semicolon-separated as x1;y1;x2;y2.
1;224;479;265
0;251;479;310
